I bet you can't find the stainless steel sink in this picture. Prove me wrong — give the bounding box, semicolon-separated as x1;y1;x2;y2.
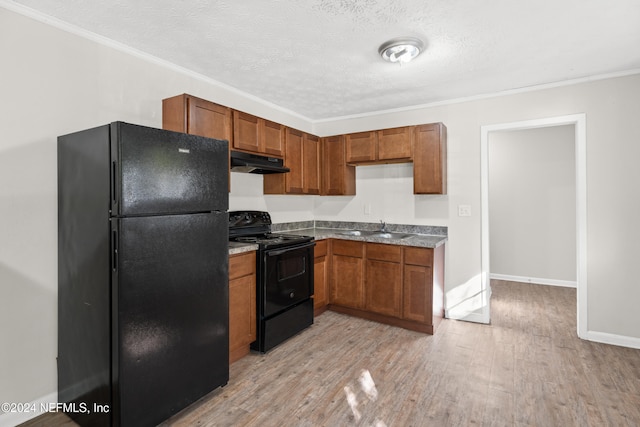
336;230;414;240
337;230;364;236
368;232;413;239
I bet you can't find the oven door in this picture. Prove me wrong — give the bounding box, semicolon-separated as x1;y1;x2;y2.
262;241;315;318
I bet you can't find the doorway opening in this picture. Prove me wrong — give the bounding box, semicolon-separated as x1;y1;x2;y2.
480;114;587;338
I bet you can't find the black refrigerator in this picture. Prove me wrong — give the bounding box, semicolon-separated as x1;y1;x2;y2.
58;122;229;426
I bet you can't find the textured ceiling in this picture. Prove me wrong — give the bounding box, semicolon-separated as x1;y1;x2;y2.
8;0;640;120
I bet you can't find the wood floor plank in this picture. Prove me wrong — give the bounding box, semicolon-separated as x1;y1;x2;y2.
21;280;640;427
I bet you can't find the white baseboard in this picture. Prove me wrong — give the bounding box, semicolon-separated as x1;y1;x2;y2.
0;391;57;427
490;273;576;288
586;330;640;350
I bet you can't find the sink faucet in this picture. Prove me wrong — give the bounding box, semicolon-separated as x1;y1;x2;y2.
379;220;387;232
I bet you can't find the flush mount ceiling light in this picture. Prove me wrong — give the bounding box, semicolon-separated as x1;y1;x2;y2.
378;37;424;63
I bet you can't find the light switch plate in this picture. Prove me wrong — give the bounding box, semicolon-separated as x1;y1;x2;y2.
458;204;471;217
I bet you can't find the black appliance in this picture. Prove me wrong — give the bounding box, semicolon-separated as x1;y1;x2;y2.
229;150;290;174
58;122;229;426
229;211;314;352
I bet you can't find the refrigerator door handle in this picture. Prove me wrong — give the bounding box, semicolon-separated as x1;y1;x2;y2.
111;161;118;208
112;229;118;272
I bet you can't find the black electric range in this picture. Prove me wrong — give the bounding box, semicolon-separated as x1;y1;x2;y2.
229;211;315;352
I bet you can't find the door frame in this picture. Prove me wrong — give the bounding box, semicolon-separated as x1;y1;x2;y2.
480;114;587;338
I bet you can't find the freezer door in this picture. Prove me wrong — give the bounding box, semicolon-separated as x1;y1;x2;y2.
111;122;229;216
111;212;229;427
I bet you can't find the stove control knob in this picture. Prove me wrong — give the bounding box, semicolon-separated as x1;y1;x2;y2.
289;292;295;298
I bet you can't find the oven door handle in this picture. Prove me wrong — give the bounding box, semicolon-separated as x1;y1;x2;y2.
266;241;315;257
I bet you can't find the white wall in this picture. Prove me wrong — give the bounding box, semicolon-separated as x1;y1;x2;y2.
313;75;640;344
2;3;640;421
488;126;576;284
0;6;311;422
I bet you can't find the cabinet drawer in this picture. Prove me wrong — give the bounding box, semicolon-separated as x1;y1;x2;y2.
331;239;363;258
229;251;256;280
366;242;401;262
404;247;433;267
315;239;328;258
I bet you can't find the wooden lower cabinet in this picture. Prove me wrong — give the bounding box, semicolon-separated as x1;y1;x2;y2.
329;240;364;309
313;240;329;315
364;243;402;317
229;251;256;364
328;239;445;334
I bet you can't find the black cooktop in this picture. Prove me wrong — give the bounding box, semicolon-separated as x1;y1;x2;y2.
229;211;313;249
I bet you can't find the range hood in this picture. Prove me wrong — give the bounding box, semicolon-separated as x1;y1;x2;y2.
229;150;290;174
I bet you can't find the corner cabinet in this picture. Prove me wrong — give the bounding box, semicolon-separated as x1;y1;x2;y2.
229;251;256;364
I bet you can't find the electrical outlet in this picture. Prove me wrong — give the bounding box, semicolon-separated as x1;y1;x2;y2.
458;204;471;217
364;203;372;215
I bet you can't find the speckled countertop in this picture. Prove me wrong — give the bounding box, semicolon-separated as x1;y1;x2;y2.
228;241;258;255
228;221;447;254
281;227;447;248
273;220;447;249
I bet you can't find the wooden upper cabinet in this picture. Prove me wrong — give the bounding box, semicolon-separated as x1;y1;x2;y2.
303;134;321;195
162;94;233;143
413;123;447;194
285;128;304;194
346;126;413;164
321;135;355;196
232;111;284;158
264;128;321;195
262;119;285;157
377;126;413;161
232;111;261;153
346;131;377;163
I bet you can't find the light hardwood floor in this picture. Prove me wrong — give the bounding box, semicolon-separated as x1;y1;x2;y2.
21;281;640;426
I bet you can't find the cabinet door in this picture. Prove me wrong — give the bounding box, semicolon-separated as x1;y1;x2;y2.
233;111;261;153
365;259;402;317
413;123;447;194
321;135;355;195
364;243;402;317
188;97;233;142
403;264;433;323
229;252;256;363
377;126;413;161
229;274;257;353
313;240;328;310
284;128;304;194
330;240;364;309
403;246;434;324
303;133;321;195
346;131;377;163
331;255;364;308
262;119;285;157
